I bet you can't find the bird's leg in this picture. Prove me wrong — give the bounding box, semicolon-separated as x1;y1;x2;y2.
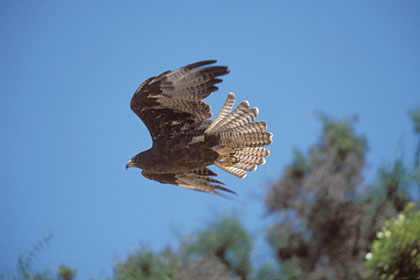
216;155;239;167
212;146;236;157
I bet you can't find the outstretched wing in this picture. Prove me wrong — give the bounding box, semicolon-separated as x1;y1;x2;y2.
142;168;235;195
130;60;229;145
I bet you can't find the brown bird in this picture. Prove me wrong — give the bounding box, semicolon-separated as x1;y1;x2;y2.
126;60;272;195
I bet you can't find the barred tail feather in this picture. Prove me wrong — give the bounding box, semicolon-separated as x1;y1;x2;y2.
214;162;248;179
216;107;259;133
239;147;270;157
235;152;266;166
206;94;272;178
219;131;273;147
213;101;249;129
205;92;235;133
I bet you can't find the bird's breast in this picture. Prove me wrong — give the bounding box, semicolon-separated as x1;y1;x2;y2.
143;143;218;174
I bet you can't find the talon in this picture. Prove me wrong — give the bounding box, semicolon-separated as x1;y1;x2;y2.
215;155;239;167
231;156;239;164
229;147;238;156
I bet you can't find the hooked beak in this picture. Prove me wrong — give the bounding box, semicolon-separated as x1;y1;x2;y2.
126;159;134;170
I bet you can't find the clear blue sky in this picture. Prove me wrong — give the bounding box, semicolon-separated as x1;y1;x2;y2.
1;1;420;279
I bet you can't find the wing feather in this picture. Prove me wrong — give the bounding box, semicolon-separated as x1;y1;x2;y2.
130;60;229;144
141;169;235;195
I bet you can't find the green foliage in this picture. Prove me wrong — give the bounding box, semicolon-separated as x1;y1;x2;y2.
58;266;76;280
251;263;282;280
318;114;367;157
376;160;410;212
1;260;75;280
181;215;252;279
410;107;420;169
365;202;420;279
4;110;420;280
264;115;416;280
409;108;420;134
106;109;418;280
280;257;305;280
112;248;179;280
287;149;309;174
111;215;251;280
413;168;420;187
177;256;238;280
0;234;76;280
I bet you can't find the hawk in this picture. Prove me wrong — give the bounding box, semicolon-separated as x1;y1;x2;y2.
126;60;272;195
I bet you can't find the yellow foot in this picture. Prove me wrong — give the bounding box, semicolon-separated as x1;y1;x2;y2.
216;155;239;167
212;146;237;157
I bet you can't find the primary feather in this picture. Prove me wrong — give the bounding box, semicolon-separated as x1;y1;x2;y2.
127;60;272;195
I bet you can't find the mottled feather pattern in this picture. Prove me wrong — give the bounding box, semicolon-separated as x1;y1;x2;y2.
157;99;211;120
130;60;228;145
166;85;219;101
204;93;272;179
128;60;272;195
161;66;228;100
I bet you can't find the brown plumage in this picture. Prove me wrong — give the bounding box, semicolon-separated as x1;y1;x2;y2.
126;60;272;195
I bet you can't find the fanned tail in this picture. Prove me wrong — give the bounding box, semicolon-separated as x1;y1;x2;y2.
205;93;272;179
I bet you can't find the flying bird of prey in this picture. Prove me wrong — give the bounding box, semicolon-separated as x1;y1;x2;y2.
126;60;272;195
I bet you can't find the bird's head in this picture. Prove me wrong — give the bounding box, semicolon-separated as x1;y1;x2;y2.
126;153;145;170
